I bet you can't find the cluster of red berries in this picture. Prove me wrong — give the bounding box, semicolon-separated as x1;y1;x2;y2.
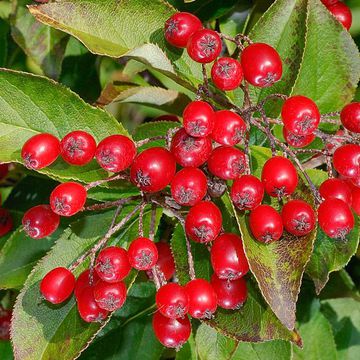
0;163;13;238
321;0;352;30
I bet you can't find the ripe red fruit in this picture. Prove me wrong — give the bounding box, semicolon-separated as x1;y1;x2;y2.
77;287;109;323
50;182;87;216
241;43;282;87
93;280;127;311
283;127;315;148
333;144;360;178
281;199;316;236
95;135;136;173
340;102;360;133
327;2;352;30
318;198;354;239
349;182;360;216
0;208;13;237
319;178;352;203
185;201;222;243
210;233;249;280
187;29;222;63
21;133;60;170
152;312;191;349
211;110;246;146
207;146;246;180
210;274;247;310
171;168;207;206
0;163;9;179
130;147;176;192
60;130;97;165
185;278;217;318
22;205;60;239
211;57;243;91
183;101;214;138
156;283;189;319
153;242;175;280
0;307;11;340
95;246;131;283
230;175;264;211
282;95;320;136
170;128;212;167
321;0;339;6
74;269;100;299
249;205;283;243
128;237;158;270
164;12;202;48
40;267;75;304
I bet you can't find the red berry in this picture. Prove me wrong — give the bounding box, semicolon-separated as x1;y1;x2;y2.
349;182;360;216
183;101;214;138
95;135;136;173
211;110;246;146
283;127;315;148
152;242;175;280
0;208;13;237
282;95;320;136
0;163;9;180
321;0;339;6
128;237;158;270
241;43;282;87
21;133;60;170
0;307;11;340
333;144;360;178
185;278;217;318
208;146;246;180
187;29;222;63
40;267;75;304
164;12;202;48
249;205;283;243
130;147;176;193
60;130;97;165
318;198;354;239
156;283;189;319
327;2;352;30
230;175;264;211
170;128;212;167
210;233;249;280
281;199;316;236
211;57;243;91
319;178;352;203
340;102;360;133
185;201;222;243
261;156;298;197
74;269;100;299
152;312;191;349
171;168;207;206
77;286;109;323
50;182;87;216
95;246;131;283
210;274;247;310
93;280;127;311
22;205;60;239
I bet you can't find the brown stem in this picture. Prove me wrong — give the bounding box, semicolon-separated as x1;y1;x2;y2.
85;173;129;190
83;196;141;212
201;64;210;96
138;202;146;238
136;135;166;148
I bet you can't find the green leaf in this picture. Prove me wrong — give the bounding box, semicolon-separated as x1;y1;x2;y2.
176;332;197;360
0;341;13;360
0;19;9;67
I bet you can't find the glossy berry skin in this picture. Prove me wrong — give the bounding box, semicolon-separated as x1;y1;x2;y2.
349;182;360;216
340;102;360;133
50;182;87;216
210;233;249;280
170;128;212;168
95;135;136;173
185;201;222;243
130;147;176;193
281;200;316;236
164;12;202;48
93;280;127;311
187;29;222;63
128;237;158;270
249;205;283;243
21;133;60;170
319;178;352;203
183;101;214;138
153;242;175;280
77;287;109;323
211;57;243;91
318;198;354;239
321;0;339;6
230;175;264;211
0;163;9;179
22;205;60;239
60;130;96;165
40;267;75;304
74;269;100;299
0;208;13;237
283;127;315;148
95;246;131;283
185;278;217;319
211;274;247;310
152;312;191;349
211;110;246;146
156;283;189;319
333;144;360;178
241;43;282;87
261;156;298;197
327;2;352;30
171;168;207;206
282;95;320;136
208;146;246;180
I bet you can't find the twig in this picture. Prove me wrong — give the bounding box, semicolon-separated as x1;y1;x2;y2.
136;135;166;148
85;173;129;190
138;202;146;237
83;196;141;212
